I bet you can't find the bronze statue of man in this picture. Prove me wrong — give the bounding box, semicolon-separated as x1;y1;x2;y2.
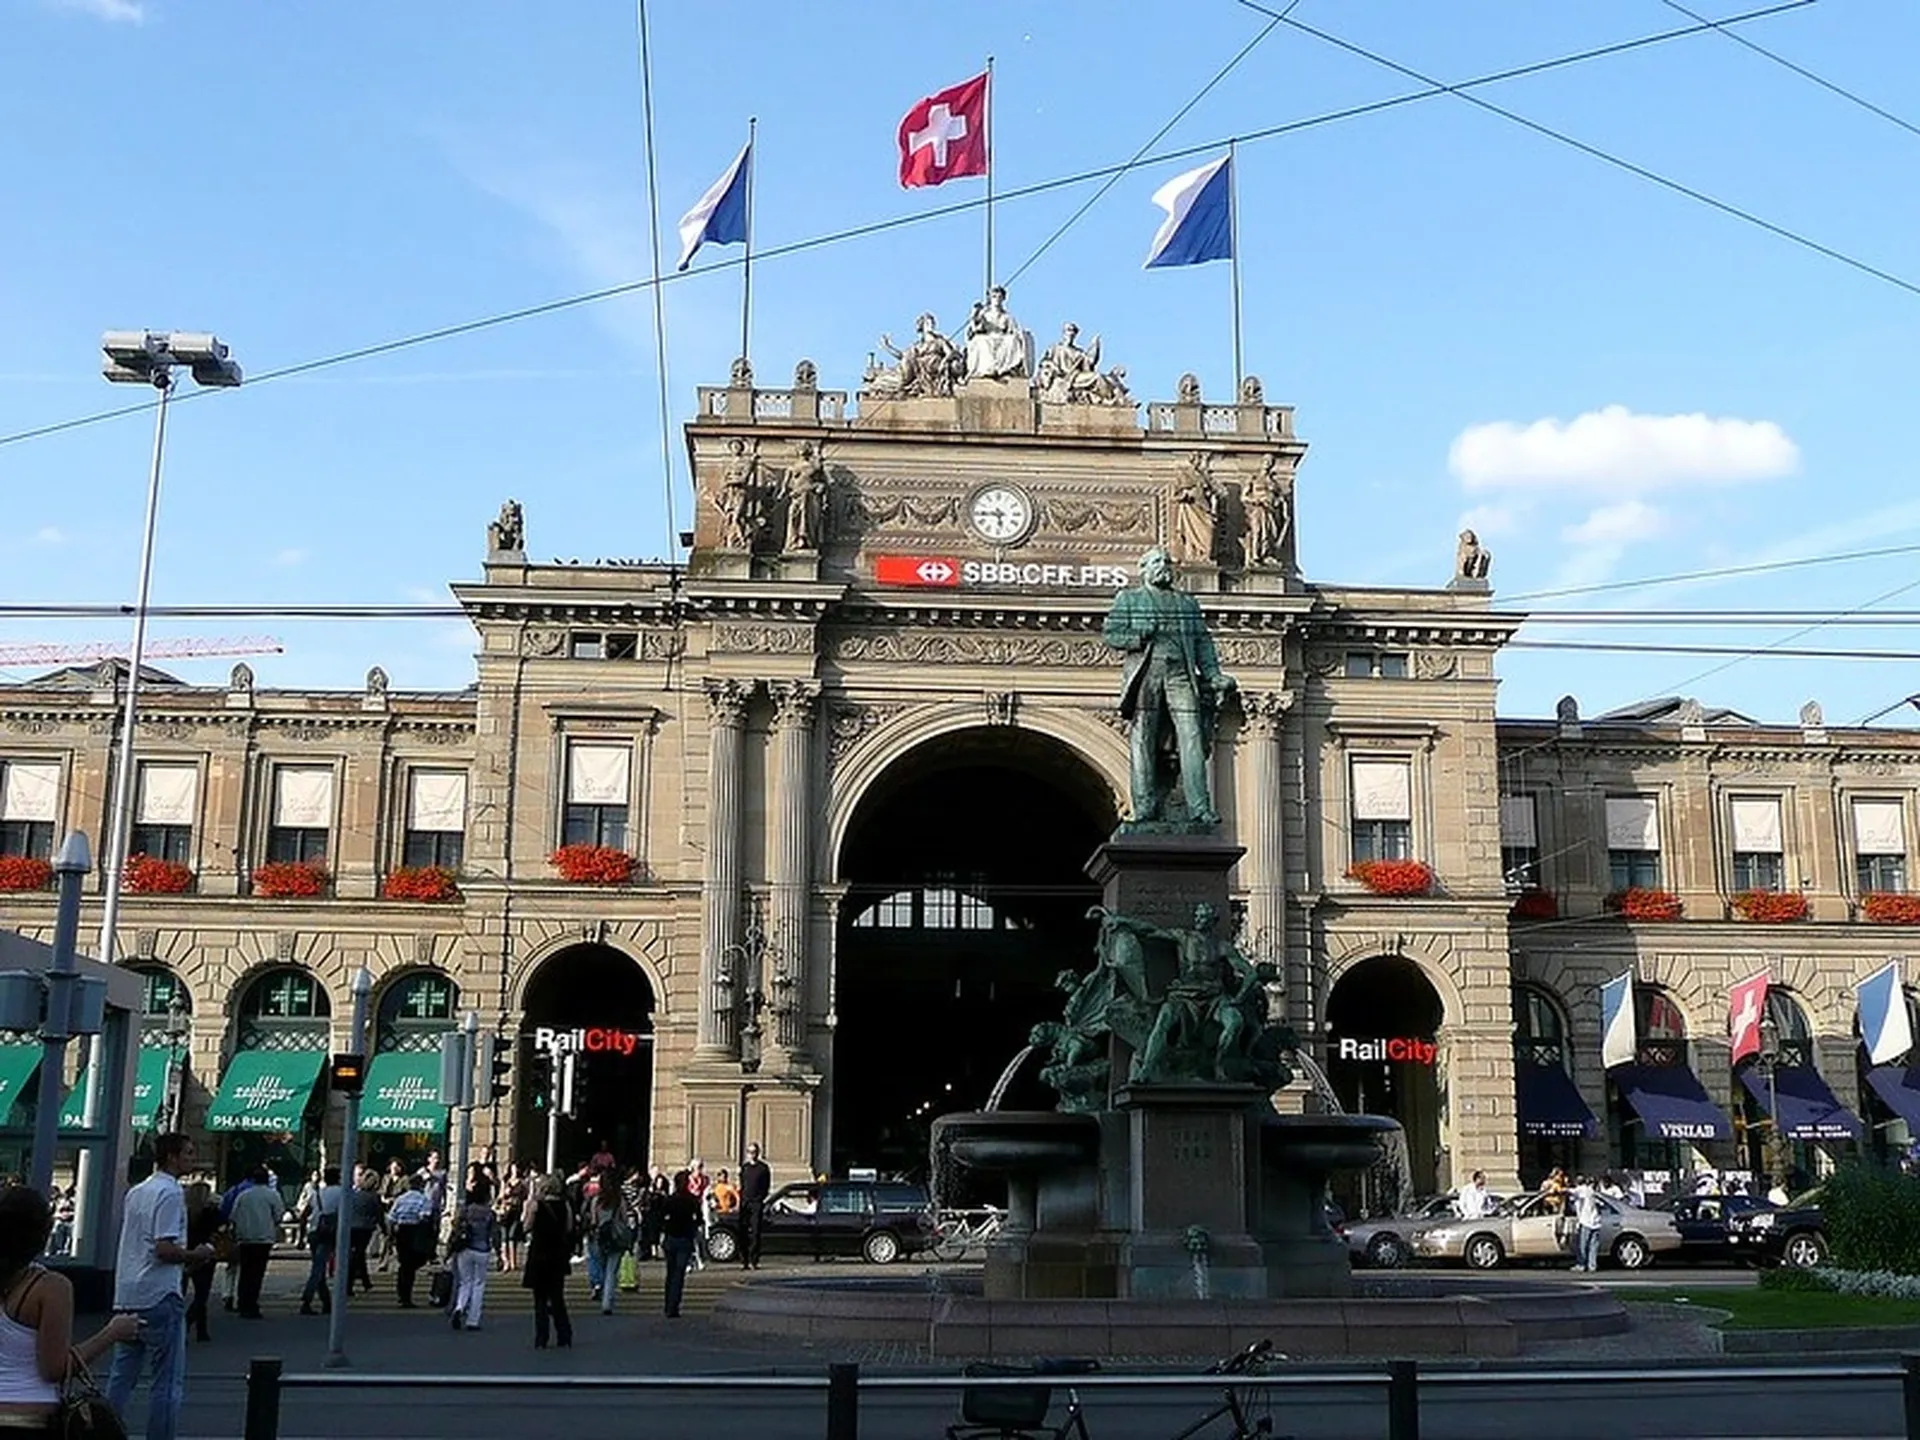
1101;547;1235;827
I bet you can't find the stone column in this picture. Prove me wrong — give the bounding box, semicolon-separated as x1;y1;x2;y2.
1241;690;1294;1017
767;680;819;1059
698;679;753;1058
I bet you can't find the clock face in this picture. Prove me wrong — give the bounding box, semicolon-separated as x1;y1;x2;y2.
969;485;1034;545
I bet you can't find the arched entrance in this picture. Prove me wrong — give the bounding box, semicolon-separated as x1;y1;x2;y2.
1326;955;1445;1197
517;944;656;1172
219;967;331;1192
832;727;1117;1181
361;971;459;1177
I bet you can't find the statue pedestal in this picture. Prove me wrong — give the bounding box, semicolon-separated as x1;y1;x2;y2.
1086;833;1244;934
774;552;820;582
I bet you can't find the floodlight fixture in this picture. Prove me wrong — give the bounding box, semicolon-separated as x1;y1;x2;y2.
100;329;242;388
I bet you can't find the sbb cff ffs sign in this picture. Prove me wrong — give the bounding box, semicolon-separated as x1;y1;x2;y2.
1336;1036;1438;1065
531;1025;647;1057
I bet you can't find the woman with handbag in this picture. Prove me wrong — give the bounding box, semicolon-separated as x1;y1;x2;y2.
181;1183;223;1343
520;1174;574;1349
0;1185;141;1434
448;1186;496;1331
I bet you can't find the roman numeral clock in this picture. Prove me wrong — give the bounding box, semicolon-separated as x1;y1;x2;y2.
968;483;1035;547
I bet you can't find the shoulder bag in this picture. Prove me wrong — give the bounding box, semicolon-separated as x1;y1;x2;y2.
60;1355;127;1440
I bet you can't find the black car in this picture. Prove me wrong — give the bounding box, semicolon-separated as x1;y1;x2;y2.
1726;1191;1828;1269
1664;1193;1777;1264
706;1179;934;1265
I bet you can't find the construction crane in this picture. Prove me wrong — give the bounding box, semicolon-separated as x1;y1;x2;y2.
0;636;283;667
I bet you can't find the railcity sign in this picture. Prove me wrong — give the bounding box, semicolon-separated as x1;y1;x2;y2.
1335;1036;1438;1065
530;1025;648;1057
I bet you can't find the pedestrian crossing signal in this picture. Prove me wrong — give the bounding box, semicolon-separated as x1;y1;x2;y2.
329;1052;366;1095
488;1035;514;1102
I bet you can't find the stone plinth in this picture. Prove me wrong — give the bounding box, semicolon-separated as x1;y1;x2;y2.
1086;833;1243;934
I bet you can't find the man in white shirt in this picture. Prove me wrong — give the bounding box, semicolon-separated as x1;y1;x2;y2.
386;1175;435;1308
1454;1170;1493;1220
107;1132;215;1440
229;1166;284;1320
1570;1177;1605;1273
299;1166;344;1316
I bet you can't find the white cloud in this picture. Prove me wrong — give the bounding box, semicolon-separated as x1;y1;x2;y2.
1456;503;1526;540
32;527;65;547
1561;500;1667;546
48;0;145;20
1450;405;1799;493
274;548;306;568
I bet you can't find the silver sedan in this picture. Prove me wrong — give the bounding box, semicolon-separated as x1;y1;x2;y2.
1341;1195;1469;1268
1412;1191;1683;1270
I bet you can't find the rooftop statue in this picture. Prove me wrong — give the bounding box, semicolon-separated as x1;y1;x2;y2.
963;286;1032;381
1170;453;1220;568
487;499;524;555
871;313;962;398
715;438;764;551
1454;528;1492;581
1102;547;1236;830
783;441;827;553
1241;457;1289;568
1036;323;1133;406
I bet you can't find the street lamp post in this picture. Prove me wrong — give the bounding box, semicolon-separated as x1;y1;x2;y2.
1757;1014;1784;1190
162;990;189;1133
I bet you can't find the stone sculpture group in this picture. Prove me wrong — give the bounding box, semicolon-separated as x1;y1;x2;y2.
865;286;1132;404
711;438;830;554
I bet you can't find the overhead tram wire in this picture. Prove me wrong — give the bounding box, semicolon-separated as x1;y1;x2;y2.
634;0;681;564
1660;0;1920;141
1234;0;1920;303
1510;640;1920;661
0;0;1820;454
1501;540;1920;603
1658;572;1920;691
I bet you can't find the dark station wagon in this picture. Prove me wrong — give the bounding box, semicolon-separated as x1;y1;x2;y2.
705;1180;935;1265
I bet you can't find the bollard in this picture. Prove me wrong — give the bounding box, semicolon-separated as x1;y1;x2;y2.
1904;1353;1920;1440
826;1360;859;1440
1387;1358;1419;1440
243;1357;282;1440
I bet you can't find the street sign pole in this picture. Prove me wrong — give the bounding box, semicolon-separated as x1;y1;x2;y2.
451;1011;479;1217
324;967;373;1369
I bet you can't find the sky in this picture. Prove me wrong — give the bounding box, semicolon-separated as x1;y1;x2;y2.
5;0;1920;727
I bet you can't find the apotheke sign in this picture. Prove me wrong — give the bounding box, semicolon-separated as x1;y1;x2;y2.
1336;1036;1438;1065
873;555;1132;591
531;1026;649;1057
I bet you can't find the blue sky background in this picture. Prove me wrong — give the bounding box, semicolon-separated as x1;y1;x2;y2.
5;0;1919;725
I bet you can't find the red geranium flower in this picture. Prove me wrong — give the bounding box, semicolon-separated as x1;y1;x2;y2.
548;845;635;886
1347;859;1434;897
252;860;329;899
1732;889;1808;923
124;854;193;895
1605;888;1683;921
381;866;461;903
1863;892;1920;926
0;856;52;893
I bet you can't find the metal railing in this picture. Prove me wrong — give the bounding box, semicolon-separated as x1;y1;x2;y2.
241;1353;1920;1440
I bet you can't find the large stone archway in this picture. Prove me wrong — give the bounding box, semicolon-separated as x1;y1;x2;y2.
514;942;657;1171
823;725;1118;1179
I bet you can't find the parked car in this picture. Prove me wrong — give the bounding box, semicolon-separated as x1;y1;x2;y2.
1413;1190;1682;1270
1727;1190;1827;1269
705;1179;934;1265
1342;1195;1476;1269
1662;1193;1776;1264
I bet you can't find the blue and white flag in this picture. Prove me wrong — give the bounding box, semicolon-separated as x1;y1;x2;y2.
1858;961;1913;1066
1599;971;1636;1070
1144;153;1233;269
676;140;752;272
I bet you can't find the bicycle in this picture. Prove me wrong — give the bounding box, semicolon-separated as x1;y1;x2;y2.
944;1339;1287;1440
928;1206;1007;1261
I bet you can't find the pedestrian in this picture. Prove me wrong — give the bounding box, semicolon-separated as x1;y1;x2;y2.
1454;1169;1493;1220
738;1142;770;1271
45;1186;73;1258
298;1166;343;1316
591;1137;616;1174
496;1162;528;1273
522;1174;575;1349
386;1174;433;1308
589;1172;634;1314
1539;1165;1568;1214
107;1131;217;1440
1570;1175;1604;1273
449;1185;496;1331
0;1186;141;1427
710;1168;739;1217
182;1182;222;1343
658;1169;703;1319
686;1159;710;1270
229;1165;281;1321
372;1159;408;1270
637;1168;668;1262
419;1150;449;1226
348;1168;383;1296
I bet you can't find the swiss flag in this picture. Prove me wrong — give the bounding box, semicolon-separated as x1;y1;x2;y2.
898;72;989;188
875;555;962;588
1728;972;1770;1066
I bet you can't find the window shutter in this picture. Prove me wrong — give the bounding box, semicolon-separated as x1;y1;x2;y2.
1604;797;1660;850
273;767;335;828
1853;799;1907;856
136;764;198;826
567;744;631;805
407;771;467;833
1499;794;1537;848
0;761;60;823
1730;798;1783;853
1350;759;1412;822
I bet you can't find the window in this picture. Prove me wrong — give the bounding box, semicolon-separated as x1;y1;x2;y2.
1636;985;1689;1067
1854;799;1908;893
1350;758;1413;862
1513;985;1568;1069
1343;653;1409;679
1499;794;1540;889
605;632;638;661
822;1186;871;1215
1730;797;1785;892
922;887;958;929
958;891;995;930
402;770;467;869
562;742;630;849
240;968;326;1020
1378;653;1409;680
570;632;603;660
0;760;59;859
854;891;914;928
267;766;333;864
1605;796;1661;891
130;763;197;864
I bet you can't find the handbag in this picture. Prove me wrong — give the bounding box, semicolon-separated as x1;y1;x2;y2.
427;1264;454;1310
60;1356;127;1440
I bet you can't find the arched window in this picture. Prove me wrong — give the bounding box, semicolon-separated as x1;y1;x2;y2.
128;965;191;1044
1636;985;1689;1067
376;972;459;1053
1758;988;1813;1070
235;968;331;1052
1512;985;1570;1071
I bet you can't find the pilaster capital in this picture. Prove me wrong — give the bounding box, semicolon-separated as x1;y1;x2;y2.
769;679;822;730
704;678;755;727
1240;688;1297;738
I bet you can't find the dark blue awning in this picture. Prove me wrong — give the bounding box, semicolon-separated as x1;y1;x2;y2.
1612;1063;1734;1142
1516;1062;1599;1138
1867;1065;1920;1132
1741;1064;1862;1141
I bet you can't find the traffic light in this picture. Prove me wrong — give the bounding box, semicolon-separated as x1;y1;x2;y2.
488;1034;514;1102
528;1051;553;1113
560;1052;590;1118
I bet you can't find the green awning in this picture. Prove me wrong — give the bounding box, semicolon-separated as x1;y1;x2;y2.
357;1053;448;1133
0;1047;42;1116
205;1051;325;1133
61;1050;172;1132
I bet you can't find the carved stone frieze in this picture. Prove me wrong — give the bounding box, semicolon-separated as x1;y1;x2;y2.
982;691;1018;726
1037;496;1156;536
523;628;565;658
639;630;686;661
704;678;754;726
1305;648;1342;678
711;622;815;657
1414;651;1459;681
1214;637;1280;668
824;702;907;767
826;631;1117;667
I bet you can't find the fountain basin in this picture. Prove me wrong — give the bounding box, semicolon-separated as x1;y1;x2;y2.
933;1111;1102;1173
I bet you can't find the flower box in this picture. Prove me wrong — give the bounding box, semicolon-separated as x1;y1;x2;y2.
1863;892;1920;926
549;844;635;886
1606;887;1683;921
124;854;193;894
0;856;52;893
382;866;461;903
251;860;329;899
1347;859;1434;897
1732;889;1809;923
1509;888;1558;921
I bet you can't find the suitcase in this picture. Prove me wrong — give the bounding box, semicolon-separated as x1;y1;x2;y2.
427;1265;453;1310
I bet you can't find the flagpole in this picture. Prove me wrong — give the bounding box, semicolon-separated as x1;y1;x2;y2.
1228;137;1244;396
984;55;995;296
741;116;756;370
